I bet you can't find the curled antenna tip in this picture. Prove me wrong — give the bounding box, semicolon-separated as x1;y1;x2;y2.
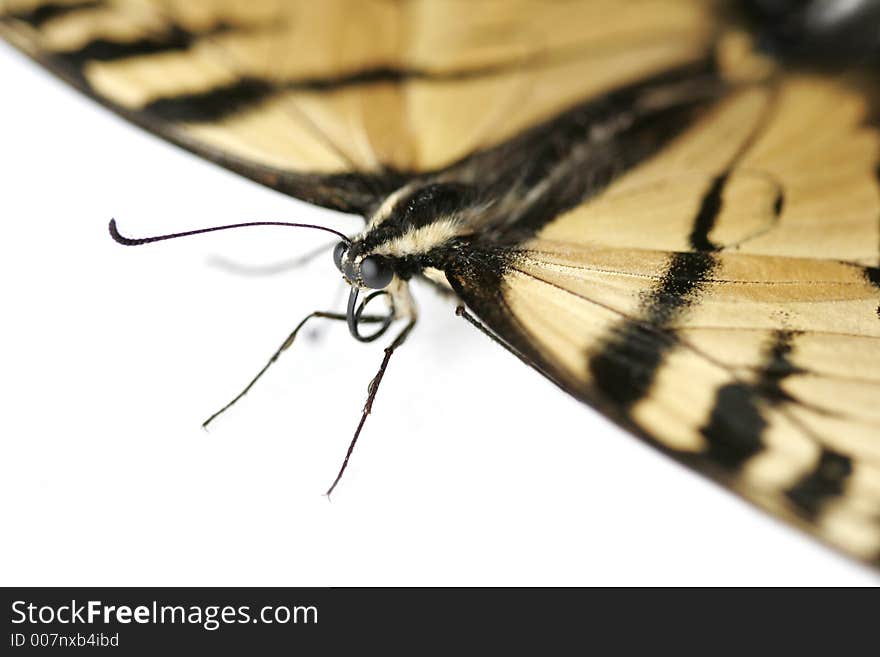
108;218;122;242
109;218;149;246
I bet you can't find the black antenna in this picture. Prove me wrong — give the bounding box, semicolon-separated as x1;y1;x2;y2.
109;218;350;246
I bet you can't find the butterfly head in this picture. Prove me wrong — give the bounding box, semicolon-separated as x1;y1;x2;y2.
330;182;478;342
332;240;395;290
338;182;479;288
329;235;404;342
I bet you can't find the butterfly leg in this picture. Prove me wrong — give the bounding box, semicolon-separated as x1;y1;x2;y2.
456;304;553;382
202;310;387;428
456;305;525;362
325;318;417;497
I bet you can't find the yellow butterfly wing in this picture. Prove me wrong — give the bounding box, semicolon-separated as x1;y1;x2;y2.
447;68;880;564
0;0;720;212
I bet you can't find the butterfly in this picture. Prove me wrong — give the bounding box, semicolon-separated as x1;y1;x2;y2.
2;0;879;568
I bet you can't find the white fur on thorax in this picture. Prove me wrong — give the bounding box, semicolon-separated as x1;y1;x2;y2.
369;217;467;258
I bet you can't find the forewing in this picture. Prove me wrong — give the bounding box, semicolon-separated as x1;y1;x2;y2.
0;0;721;213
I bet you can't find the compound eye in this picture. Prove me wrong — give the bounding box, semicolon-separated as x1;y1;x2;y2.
360;255;393;289
332;241;348;272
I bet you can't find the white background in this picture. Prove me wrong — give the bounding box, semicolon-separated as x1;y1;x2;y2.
1;41;876;586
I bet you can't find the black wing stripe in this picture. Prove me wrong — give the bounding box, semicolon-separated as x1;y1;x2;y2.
139;62;540;124
60;26;197;62
699;383;766;469
18;18;236;88
755;329;801;404
687;86;780;253
142;77;274;123
8;0;102;28
698;330;800;472
785;449;854;519
588;251;717;409
140;65;514;124
688;173;726;252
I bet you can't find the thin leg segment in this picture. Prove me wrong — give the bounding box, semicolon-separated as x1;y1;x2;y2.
455;304;549;382
203;310;386;428
325;318;417;497
455;304;524;361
